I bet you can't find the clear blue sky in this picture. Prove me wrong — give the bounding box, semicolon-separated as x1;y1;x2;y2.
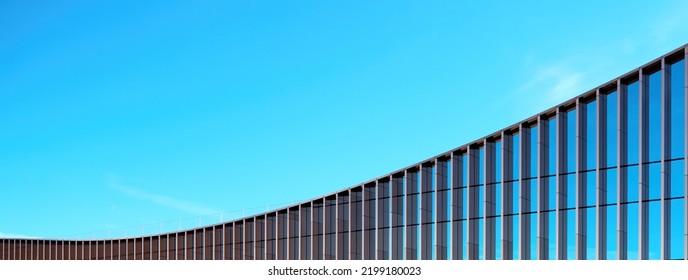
1;1;687;239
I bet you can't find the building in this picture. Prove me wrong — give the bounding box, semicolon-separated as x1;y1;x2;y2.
1;44;687;260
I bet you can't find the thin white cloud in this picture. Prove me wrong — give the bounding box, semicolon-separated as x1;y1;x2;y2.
108;180;219;216
0;232;38;239
515;61;587;111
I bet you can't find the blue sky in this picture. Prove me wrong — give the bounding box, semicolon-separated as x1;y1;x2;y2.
1;1;688;239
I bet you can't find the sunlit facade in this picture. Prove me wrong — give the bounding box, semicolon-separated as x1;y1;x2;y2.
1;45;687;260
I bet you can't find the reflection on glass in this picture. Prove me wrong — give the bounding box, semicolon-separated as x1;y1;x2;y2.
670;198;685;260
648;70;662;162
567;109;577;173
627;81;640;165
607;91;618;167
606;205;617;260
548;118;557;175
670;60;686;159
670;160;684;198
627;203;639;260
586;100;597;170
607;168;618;204
586;207;595;259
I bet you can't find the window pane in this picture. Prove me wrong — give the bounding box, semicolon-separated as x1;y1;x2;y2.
648;201;660;260
586;171;596;207
627;81;640;165
586;100;597;170
670;198;685;260
627;166;639;203
648;70;662;162
648;163;661;200
495;141;502;182
547;118;557;175
670;59;686;159
513;133;520;180
567;109;577;173
627;203;638;260
586;207;595;259
606;205;617;259
607;168;618;204
670;160;684;198
606;91;618;167
530;126;538;179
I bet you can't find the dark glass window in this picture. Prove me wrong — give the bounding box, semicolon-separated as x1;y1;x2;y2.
648;70;662;162
606;91;618;167
627;81;640;165
670;59;686;159
586;100;597;170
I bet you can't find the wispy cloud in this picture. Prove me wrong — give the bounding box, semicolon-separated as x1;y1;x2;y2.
107;179;219;216
515;61;587;111
0;232;38;239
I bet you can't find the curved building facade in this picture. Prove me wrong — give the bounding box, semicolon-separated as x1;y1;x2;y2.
2;45;688;260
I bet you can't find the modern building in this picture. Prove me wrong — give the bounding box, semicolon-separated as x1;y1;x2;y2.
1;44;687;260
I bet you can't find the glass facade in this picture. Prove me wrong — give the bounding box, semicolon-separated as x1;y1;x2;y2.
1;45;687;260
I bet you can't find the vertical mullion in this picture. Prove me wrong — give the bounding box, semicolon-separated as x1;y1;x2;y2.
451;154;463;260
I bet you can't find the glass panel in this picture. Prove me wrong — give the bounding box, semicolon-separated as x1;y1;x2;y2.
528;178;537;213
606;91;618;167
586;207;595;259
586;171;596;207
649;163;661;200
627;203;639;260
548;211;556;259
495;141;502;182
478;147;484;185
566;174;575;208
547;177;556;210
607;168;618;204
670;160;685;198
478;218;484;260
670;198;685;260
648;70;662;162
670;59;686;159
350;187;363;260
495;183;502;215
495;216;502;260
529;213;537;259
530;125;538;179
566;209;575;259
512;182;520;214
338;193;350;260
300;206;311;260
648;201;660;260
586;100;597;170
548;118;557;175
566;109;577;173
405;172;419;260
627;166;639;203
513;133;520;180
513;214;519;260
606;205;617;260
627;81;640;165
